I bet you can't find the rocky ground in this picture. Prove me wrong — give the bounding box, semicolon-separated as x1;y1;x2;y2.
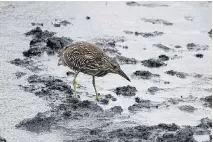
0;1;212;142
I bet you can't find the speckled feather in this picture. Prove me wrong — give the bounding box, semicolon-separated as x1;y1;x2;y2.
58;41;112;77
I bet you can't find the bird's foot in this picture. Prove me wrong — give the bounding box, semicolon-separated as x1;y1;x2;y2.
95;93;100;101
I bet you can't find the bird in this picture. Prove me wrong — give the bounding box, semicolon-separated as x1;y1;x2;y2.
58;41;130;101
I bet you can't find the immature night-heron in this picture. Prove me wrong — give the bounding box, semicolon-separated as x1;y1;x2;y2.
58;41;130;101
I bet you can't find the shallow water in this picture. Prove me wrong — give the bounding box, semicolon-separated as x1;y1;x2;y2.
0;1;212;142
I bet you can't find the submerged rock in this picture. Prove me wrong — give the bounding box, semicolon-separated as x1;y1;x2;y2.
175;45;182;48
132;70;160;79
99;98;109;105
23;47;45;57
123;30;164;37
147;86;161;95
153;44;171;52
128;99;159;111
114;85;137;96
142;59;167;68
25;27;55;39
135;31;164;38
208;29;212;38
10;58;42;71
179;105;196;113
158;54;169;61
186;43;208;51
109;106;123;114
126;1;140;6
165;70;188;79
195;53;203;58
197;117;212;130
0;136;6;142
15;112;55;133
156;127;197;142
201;96;212;108
86;16;91;20
126;1;168;7
31;22;43;26
141;18;173;26
15;71;27;79
46;36;73;55
115;55;137;64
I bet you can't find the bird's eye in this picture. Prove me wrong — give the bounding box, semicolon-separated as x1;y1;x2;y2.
113;65;118;70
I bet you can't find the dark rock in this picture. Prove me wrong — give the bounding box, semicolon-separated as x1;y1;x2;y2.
164;81;170;84
141;3;168;7
147;87;161;95
0;136;6;142
59;20;71;26
46;37;73;51
123;30;134;35
10;58;42;71
114;85;137;96
186;43;208;51
115;55;137;64
201;96;212;108
25;27;55;39
179;105;196;113
104;94;117;102
107;40;116;47
22;75;73;102
165;70;188;79
15;112;55;133
142;59;167;68
208;29;212;38
126;2;168;7
158;54;169;61
65;99;103;112
135;97;141;103
31;22;43;26
105;94;113;99
53;23;60;27
123;46;128;49
195;53;203;58
86;16;91;20
111;98;117;101
175;45;182;48
128;99;159;111
153;44;171;52
66;71;75;76
157;123;180;131
89;128;101;135
23;47;45;57
135;31;164;38
29;38;45;47
141;18;173;26
109;106;123;114
15;72;26;79
126;1;140;6
197;117;212;129
132;70;160;79
109;125;151;140
103;48;121;55
157;127;197;142
100;98;109;105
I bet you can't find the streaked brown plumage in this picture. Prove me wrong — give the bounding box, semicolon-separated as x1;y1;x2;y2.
58;41;130;100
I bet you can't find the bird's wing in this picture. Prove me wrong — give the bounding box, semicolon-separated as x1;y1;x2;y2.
62;48;103;72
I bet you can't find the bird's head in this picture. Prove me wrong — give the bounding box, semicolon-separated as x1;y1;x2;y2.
106;57;131;82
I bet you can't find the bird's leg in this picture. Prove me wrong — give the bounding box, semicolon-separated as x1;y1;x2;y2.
73;72;79;98
92;76;99;101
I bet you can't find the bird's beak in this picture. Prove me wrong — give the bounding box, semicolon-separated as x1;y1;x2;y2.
118;69;131;82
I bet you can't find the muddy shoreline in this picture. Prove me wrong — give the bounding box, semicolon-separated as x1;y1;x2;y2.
0;1;212;142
